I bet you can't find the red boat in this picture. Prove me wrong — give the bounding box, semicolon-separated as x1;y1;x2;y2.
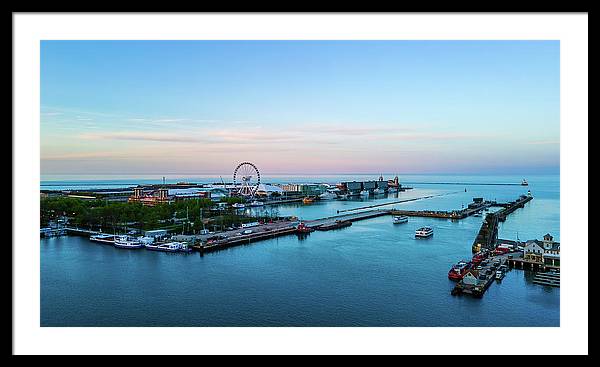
472;251;488;264
448;261;472;280
296;222;314;234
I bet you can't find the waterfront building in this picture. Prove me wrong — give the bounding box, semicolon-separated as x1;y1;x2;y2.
254;183;284;197
523;233;560;267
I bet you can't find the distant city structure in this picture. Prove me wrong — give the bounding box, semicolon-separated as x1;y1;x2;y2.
128;183;228;206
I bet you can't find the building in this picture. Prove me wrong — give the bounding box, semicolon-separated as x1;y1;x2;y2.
362;181;377;192
523;233;560;267
129;186;227;206
255;183;285;197
344;181;363;195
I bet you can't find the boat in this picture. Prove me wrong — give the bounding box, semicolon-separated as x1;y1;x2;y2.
319;191;337;200
113;235;144;249
415;227;434;238
448;260;472;281
473;211;482;217
296;222;314;234
231;203;246;209
145;241;189;253
359;190;369;197
472;251;489;264
89;233;115;244
373;188;383;195
303;197;316;204
249;200;264;207
521;179;528;186
337;194;349;200
495;269;505;280
387;187;398;193
138;236;155;246
393;215;409;224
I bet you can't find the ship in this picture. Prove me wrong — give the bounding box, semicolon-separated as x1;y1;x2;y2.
145;241;189;253
393;215;408;224
448;260;472;281
359;190;369;197
296;222;314;234
521;179;528;186
415;227;434;238
89;233;115;245
113;235;145;249
319;191;338;200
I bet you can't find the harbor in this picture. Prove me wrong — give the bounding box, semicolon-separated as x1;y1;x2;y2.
40;174;560;326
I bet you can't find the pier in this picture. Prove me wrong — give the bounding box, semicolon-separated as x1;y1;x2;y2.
471;194;533;253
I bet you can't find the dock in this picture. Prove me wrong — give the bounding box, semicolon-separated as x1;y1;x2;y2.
471;194;533;253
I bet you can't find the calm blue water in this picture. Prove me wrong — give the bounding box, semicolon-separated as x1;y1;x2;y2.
40;175;559;326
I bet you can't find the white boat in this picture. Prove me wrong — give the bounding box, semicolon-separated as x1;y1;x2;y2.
231;203;246;209
319;191;337;200
521;179;528;186
113;235;144;249
495;270;505;280
89;233;115;244
338;194;349;200
388;187;398;193
145;241;188;253
415;227;434;238
359;190;369;196
473;212;482;217
393;215;408;224
249;200;264;207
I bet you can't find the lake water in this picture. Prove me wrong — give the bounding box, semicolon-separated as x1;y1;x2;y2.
40;174;559;326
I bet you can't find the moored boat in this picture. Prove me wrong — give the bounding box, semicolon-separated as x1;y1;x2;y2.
232;203;246;209
249;200;264;207
415;227;433;238
89;233;115;244
303;196;316;204
113;235;144;249
359;190;369;197
145;241;188;253
448;260;472;280
521;179;528;186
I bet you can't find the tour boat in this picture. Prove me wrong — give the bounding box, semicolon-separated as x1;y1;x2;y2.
473;211;482;217
249;200;264;207
113;235;144;249
472;251;488;264
387;187;398;193
521;179;528;186
359;190;369;197
232;203;246;209
145;241;188;253
89;233;115;245
393;215;409;224
415;227;434;238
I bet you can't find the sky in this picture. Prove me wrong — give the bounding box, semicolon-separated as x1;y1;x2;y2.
40;40;560;176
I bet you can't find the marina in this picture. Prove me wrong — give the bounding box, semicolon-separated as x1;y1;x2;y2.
41;174;560;326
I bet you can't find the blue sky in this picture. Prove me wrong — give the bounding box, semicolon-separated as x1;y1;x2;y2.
40;40;560;175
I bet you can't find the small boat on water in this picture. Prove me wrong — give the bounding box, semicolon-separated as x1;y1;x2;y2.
145;241;189;253
113;235;144;249
359;190;369;197
415;227;434;238
521;179;528;186
249;200;264;207
89;233;115;244
473;211;482;217
303;197;316;204
373;188;383;195
232;203;246;209
387;187;398;193
393;215;409;224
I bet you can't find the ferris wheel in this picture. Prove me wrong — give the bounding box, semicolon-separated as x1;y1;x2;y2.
233;162;260;197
